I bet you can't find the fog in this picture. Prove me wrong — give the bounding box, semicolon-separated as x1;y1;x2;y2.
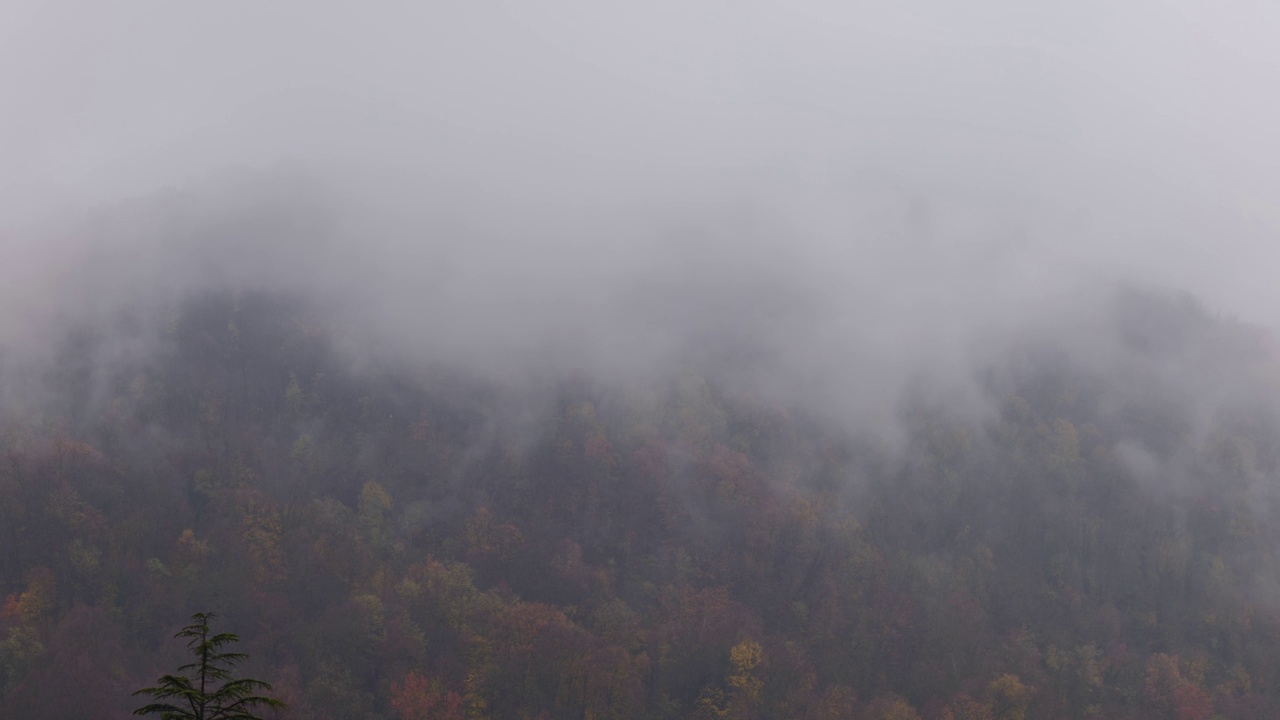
3;0;1280;431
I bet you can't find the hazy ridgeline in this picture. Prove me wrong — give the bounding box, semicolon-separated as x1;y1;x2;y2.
4;2;1280;719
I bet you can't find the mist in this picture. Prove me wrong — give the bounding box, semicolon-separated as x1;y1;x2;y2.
3;0;1280;429
12;5;1280;718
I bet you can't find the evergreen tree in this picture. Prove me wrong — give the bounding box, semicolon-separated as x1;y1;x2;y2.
133;612;285;720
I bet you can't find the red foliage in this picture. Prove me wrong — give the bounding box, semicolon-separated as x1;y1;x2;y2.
390;671;465;720
0;593;19;621
1144;654;1213;720
583;434;617;469
632;440;671;481
1173;682;1212;720
3;604;133;720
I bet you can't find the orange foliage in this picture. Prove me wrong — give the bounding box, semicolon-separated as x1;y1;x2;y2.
1145;654;1212;720
0;593;20;621
390;671;465;720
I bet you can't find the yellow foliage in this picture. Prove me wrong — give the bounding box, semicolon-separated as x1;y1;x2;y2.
693;686;728;720
811;684;857;720
17;569;55;627
68;539;101;578
172;528;211;573
728;640;764;705
987;674;1032;720
864;696;921;720
361;480;393;513
239;493;287;586
730;640;763;674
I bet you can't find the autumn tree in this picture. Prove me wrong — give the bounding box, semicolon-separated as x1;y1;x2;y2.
863;695;921;720
133;612;285;720
986;674;1032;720
1144;654;1212;720
390;670;465;720
726;639;765;719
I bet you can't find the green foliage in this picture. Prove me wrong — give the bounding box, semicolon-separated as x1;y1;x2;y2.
0;626;44;692
132;612;284;720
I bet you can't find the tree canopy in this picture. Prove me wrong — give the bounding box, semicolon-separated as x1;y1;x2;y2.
1;288;1279;719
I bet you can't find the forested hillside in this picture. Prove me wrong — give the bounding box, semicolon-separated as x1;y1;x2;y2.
3;286;1280;720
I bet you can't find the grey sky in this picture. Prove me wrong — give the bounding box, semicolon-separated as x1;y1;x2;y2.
2;0;1279;427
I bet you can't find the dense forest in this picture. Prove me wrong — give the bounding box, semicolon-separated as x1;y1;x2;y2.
3;282;1280;720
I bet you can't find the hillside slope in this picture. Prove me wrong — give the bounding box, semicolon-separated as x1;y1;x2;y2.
2;287;1280;720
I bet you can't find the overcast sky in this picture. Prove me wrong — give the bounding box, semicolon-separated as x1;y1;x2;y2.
2;0;1280;420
